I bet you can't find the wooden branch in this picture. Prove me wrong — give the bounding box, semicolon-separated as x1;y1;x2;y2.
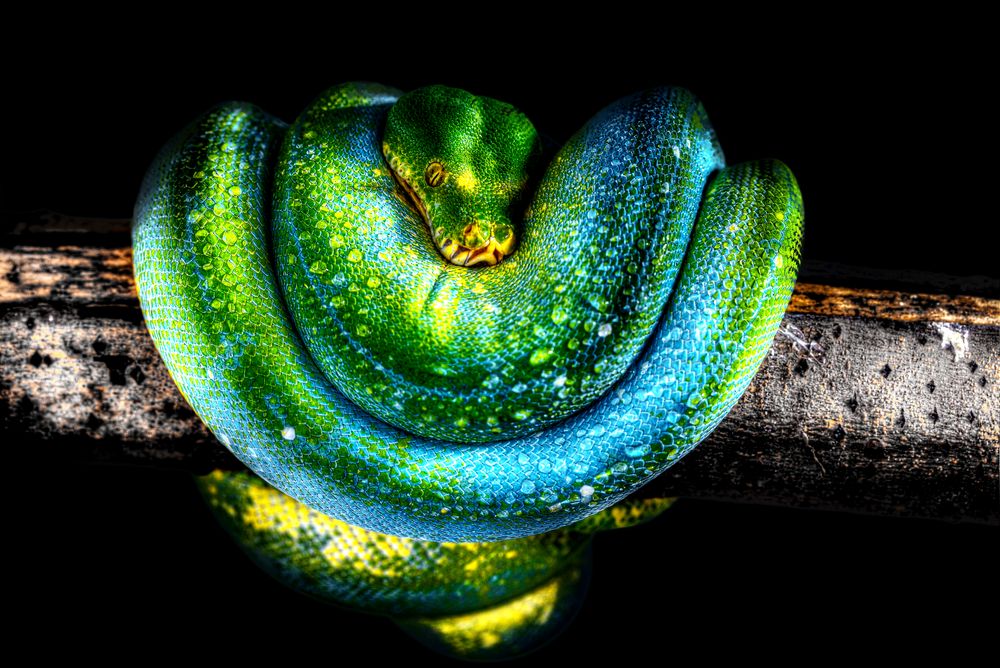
2;211;998;523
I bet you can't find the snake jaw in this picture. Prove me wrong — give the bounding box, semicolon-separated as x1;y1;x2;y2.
384;144;424;210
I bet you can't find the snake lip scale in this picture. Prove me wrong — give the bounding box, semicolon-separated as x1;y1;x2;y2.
133;83;803;542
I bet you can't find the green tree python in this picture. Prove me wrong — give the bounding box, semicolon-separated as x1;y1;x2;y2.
199;470;673;660
134;83;803;542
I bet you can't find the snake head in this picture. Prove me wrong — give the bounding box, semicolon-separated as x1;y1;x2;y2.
383;85;541;267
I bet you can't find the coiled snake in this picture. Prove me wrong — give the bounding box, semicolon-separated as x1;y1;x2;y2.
134;83;803;541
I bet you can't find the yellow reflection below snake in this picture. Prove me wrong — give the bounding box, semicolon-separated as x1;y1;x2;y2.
198;471;672;660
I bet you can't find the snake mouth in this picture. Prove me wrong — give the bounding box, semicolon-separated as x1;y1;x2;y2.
384;145;428;218
383;143;514;267
433;230;515;267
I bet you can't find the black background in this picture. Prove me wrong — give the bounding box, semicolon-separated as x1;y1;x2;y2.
9;30;995;664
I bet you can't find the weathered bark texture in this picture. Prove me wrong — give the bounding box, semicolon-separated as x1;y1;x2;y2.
2;212;997;523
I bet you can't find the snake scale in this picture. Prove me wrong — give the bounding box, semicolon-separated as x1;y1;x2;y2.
134;83;803;542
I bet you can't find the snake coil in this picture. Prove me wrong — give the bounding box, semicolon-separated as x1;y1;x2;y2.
134;83;803;541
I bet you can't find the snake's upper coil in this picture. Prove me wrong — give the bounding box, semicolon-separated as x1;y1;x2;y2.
134;83;803;541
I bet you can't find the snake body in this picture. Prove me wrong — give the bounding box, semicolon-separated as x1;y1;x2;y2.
199;470;672;660
134;83;802;541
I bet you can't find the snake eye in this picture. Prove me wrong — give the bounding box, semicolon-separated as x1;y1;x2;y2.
425;162;446;187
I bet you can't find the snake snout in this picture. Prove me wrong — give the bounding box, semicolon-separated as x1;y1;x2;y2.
436;220;517;267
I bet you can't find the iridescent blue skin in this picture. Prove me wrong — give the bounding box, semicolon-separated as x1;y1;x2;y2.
133;83;803;541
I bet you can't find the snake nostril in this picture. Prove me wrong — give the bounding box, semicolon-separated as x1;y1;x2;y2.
462;223;484;246
463;221;496;247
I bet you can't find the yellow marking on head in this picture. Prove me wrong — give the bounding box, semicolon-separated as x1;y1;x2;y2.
455;171;477;190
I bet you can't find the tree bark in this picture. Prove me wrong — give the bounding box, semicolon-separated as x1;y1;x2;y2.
2;211;997;523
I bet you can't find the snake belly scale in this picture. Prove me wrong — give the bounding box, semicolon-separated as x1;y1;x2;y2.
133;83;803;541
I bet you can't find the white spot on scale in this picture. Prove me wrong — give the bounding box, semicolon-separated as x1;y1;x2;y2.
554;375;567;388
281;426;296;440
580;484;594;498
598;323;613;337
672;146;681;159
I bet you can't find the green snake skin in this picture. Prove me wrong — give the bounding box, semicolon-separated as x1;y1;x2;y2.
199;470;672;660
134;83;803;541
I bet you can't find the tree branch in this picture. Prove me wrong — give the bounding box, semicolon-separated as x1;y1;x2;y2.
2;211;997;523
